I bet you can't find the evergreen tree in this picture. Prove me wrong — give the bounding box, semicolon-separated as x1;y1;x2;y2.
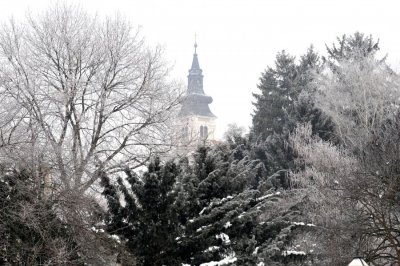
325;32;380;64
295;46;337;142
100;143;316;265
172;145;314;266
101;158;181;266
251;47;336;187
252;51;298;139
252;46;335;143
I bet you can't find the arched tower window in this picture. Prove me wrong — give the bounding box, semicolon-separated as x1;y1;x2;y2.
200;125;208;139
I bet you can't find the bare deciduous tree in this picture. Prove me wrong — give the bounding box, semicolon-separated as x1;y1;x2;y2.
290;56;400;265
315;56;400;148
0;4;182;192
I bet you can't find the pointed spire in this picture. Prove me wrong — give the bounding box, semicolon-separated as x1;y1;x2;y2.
179;38;216;118
191;35;200;70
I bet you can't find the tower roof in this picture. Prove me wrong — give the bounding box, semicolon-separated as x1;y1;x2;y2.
191;40;200;70
178;40;216;118
191;53;200;70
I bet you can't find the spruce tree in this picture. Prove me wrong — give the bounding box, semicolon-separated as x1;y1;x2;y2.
101;158;181;266
295;46;337;142
252;51;298;139
325;32;380;64
250;46;337;184
252;46;335;142
172;145;315;266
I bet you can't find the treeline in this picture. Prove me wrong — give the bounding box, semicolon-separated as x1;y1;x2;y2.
1;4;400;266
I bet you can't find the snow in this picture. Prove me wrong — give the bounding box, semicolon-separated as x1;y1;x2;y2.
282;250;306;256
91;226;101;233
224;221;232;229
199;255;237;266
197;225;211;232
201;196;234;216
348;258;369;266
257;263;265;266
252;246;259;255
203;246;220;253
90;226;105;233
238;212;246;218
96;220;106;226
292;222;316;227
182;264;191;266
256;191;281;201
110;234;121;244
189;219;194;223
220;195;233;204
216;233;231;245
199;207;207;215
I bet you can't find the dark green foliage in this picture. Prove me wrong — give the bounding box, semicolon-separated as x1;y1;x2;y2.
252;50;298;139
177;186;313;265
325;32;380;64
172;145;315;265
250;47;337;189
101;158;181;266
254;192;317;266
100;144;315;265
250;134;294;186
294;96;337;143
0;169;80;265
252;46;336;142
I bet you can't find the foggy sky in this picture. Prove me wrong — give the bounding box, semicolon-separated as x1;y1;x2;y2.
1;0;399;138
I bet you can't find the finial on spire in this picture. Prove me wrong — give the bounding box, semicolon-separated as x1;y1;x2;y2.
194;33;197;54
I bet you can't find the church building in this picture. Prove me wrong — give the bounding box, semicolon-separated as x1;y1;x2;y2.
178;41;217;145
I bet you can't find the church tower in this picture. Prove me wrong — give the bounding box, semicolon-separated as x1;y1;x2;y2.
178;41;217;145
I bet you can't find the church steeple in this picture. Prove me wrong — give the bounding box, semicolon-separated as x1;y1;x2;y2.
191;38;200;70
188;41;203;94
177;39;217;145
179;41;216;118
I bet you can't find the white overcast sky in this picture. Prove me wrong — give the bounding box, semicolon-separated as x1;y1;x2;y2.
0;0;399;138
